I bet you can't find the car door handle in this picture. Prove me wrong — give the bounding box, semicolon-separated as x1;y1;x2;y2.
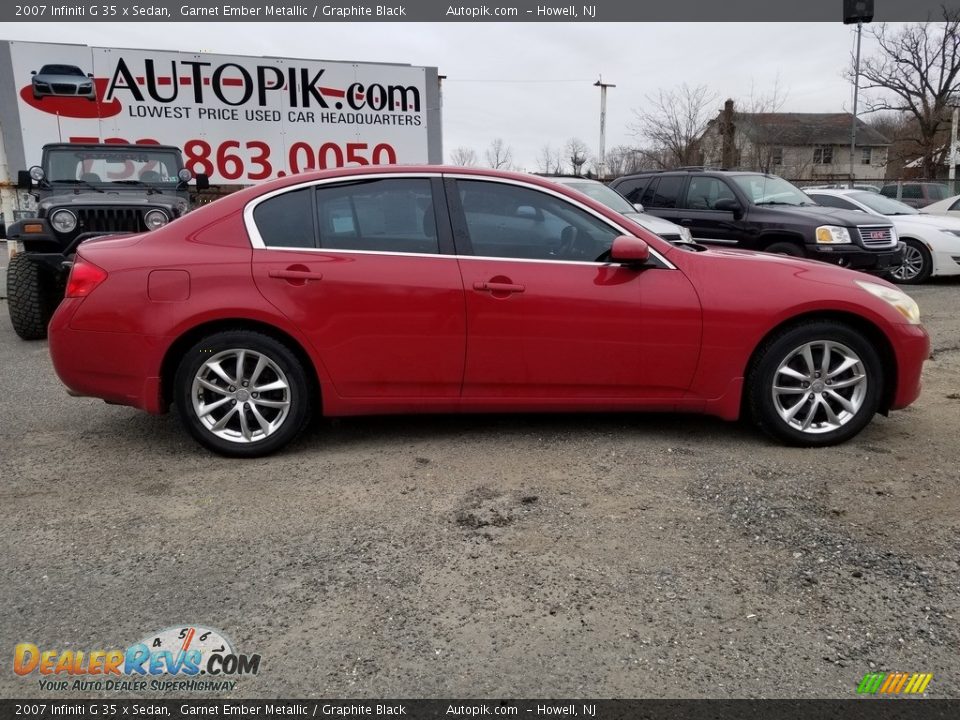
679;218;693;224
473;281;525;294
269;269;324;281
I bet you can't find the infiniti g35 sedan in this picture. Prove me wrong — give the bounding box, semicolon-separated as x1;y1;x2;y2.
48;167;930;457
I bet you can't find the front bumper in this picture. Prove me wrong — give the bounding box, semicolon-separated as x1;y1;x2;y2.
888;322;930;411
809;242;904;272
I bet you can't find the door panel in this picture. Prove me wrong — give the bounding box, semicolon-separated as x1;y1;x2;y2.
458;259;702;400
249;177;466;399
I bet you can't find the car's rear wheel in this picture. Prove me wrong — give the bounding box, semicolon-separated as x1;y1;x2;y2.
174;331;312;457
7;254;61;340
888;238;932;285
747;321;883;446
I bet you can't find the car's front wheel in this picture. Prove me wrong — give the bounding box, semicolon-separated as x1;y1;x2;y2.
888;238;932;284
174;330;313;457
747;321;883;446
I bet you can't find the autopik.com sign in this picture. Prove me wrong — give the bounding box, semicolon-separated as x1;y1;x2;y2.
0;40;442;184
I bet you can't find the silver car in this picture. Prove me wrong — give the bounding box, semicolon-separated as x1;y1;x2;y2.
546;176;695;245
31;64;95;101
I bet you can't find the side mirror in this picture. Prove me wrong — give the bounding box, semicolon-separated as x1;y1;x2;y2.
17;171;32;191
610;235;650;265
87;73;94;78
31;70;37;75
714;198;741;213
633;203;645;213
194;173;210;191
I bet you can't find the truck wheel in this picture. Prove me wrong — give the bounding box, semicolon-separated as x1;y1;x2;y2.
765;241;805;258
7;254;61;340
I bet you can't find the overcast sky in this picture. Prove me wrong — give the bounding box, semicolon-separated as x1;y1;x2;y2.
9;22;900;170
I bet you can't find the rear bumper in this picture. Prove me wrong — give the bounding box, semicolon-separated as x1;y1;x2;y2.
889;322;930;410
809;243;903;271
48;298;167;414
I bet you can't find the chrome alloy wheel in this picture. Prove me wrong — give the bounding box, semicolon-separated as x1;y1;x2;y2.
191;348;291;444
889;243;924;282
771;340;868;434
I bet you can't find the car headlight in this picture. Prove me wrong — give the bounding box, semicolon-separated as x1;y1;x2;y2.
144;209;169;230
679;226;694;243
856;280;921;324
816;225;852;244
50;209;77;234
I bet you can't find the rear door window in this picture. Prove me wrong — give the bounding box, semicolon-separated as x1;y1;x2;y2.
648;176;684;208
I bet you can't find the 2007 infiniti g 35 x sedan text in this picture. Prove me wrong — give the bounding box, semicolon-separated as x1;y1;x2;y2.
48;167;929;457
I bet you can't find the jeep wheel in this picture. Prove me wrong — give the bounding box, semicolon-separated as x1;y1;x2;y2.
7;254;62;340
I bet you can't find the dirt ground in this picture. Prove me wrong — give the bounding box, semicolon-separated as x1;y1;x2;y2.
1;280;958;700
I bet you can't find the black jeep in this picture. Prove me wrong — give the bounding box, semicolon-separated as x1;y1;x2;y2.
6;143;208;339
609;169;903;272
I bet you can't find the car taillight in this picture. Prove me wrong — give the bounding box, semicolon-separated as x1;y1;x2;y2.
65;257;108;298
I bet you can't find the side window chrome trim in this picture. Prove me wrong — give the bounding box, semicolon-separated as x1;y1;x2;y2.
243;172;676;270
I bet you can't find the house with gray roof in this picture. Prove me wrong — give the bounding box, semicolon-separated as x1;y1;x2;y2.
700;100;891;182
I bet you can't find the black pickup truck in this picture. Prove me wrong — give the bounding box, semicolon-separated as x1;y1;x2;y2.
609;169;903;272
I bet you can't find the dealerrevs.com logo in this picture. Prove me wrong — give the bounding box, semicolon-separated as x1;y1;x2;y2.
14;626;260;693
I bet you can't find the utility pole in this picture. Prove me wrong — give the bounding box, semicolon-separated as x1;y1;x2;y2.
844;0;873;187
594;77;615;180
950;105;959;193
849;19;863;188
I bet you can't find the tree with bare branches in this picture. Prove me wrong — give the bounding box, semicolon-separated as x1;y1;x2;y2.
855;12;960;178
450;147;478;166
629;84;718;168
536;144;566;174
566;138;590;175
485;138;514;170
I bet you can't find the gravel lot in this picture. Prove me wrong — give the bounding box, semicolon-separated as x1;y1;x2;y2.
1;280;958;700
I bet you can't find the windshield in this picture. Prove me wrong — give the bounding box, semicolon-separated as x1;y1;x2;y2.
849;191;918;215
39;64;85;76
562;181;636;214
44;148;183;186
731;175;811;206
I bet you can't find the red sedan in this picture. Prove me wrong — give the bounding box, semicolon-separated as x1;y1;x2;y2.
48;167;929;457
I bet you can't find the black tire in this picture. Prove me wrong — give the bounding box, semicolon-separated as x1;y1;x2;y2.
887;238;932;285
747;321;883;447
765;241;805;258
7;254;62;340
174;330;313;457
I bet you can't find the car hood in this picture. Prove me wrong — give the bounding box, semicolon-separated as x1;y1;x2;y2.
892;213;960;231
768;204;892;227
40;192;184;210
623;211;685;235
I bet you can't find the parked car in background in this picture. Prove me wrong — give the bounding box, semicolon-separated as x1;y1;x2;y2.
918;193;960;219
48;166;928;457
879;181;951;208
609;169;902;273
807;188;960;284
543;176;695;245
31;64;95;100
804;183;881;193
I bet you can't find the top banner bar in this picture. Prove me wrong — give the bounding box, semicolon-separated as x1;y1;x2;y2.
2;0;959;23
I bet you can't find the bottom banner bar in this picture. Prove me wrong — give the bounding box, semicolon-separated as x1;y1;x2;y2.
1;700;959;720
